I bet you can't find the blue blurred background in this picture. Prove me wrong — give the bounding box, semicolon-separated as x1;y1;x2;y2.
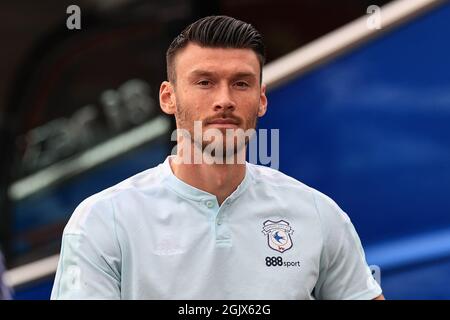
1;0;449;299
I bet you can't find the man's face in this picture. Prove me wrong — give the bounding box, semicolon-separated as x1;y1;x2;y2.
161;43;267;158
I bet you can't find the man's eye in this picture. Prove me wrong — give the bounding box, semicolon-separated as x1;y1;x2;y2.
197;80;211;86
235;81;250;88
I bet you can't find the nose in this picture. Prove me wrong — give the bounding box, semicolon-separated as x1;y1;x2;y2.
213;85;236;112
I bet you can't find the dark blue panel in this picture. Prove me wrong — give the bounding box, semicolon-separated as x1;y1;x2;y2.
13;279;54;300
259;3;450;298
378;257;450;299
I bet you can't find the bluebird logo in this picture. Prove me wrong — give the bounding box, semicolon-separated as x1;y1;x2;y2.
262;220;294;253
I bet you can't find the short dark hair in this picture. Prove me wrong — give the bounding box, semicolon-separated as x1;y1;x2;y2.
166;15;265;83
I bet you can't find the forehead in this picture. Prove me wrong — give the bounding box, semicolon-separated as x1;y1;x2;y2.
174;43;260;77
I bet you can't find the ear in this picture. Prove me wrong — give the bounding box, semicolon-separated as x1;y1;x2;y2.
258;83;268;117
159;81;176;115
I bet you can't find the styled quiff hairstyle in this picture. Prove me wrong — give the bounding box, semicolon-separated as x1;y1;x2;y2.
166;15;265;83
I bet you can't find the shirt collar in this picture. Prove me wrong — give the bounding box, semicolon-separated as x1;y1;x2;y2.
161;155;252;203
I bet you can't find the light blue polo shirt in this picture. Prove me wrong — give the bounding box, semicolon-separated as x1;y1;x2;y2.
51;156;382;300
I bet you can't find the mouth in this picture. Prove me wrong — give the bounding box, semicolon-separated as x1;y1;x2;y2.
206;118;240;129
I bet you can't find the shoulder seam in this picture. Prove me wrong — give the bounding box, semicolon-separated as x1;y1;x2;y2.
249;166;310;190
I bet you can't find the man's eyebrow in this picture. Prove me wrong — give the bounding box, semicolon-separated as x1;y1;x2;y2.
188;69;257;79
230;71;257;79
189;70;216;77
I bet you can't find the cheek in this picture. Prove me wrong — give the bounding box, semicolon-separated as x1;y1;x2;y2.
179;90;210;113
241;95;261;119
174;94;202;124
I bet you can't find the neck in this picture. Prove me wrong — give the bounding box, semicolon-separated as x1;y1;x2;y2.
169;150;246;206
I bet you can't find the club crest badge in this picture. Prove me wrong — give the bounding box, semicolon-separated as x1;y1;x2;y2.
262;220;294;253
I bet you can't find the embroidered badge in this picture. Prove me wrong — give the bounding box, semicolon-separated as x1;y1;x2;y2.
262;220;294;253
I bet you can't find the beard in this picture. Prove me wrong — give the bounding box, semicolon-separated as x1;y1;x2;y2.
175;101;259;161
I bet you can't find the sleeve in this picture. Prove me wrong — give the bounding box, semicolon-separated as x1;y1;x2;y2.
51;197;121;300
312;191;382;300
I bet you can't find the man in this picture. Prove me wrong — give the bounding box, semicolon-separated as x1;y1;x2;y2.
1;250;11;300
51;15;383;300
